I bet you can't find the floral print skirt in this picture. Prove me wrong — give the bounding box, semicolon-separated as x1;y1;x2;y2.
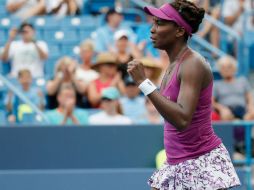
148;144;240;190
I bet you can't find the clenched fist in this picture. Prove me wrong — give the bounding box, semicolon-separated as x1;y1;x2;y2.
127;59;146;85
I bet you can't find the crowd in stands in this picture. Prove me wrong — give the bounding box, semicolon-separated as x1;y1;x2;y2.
0;0;254;126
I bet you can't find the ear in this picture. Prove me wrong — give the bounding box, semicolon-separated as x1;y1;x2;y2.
176;27;185;38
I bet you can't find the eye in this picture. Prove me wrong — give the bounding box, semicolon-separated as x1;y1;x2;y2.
155;19;163;26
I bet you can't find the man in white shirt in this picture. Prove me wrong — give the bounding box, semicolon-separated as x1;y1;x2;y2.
1;23;48;78
89;87;132;125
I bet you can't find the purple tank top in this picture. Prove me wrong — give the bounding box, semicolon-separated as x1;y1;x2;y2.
161;50;221;165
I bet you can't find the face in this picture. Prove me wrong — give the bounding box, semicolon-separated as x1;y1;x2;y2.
80;47;94;64
116;37;128;52
150;17;180;50
99;63;117;77
101;99;118;113
219;60;236;79
21;25;35;42
57;88;76;108
19;72;32;89
108;13;123;27
126;85;140;98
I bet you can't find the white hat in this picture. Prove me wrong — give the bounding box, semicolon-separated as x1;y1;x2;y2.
114;30;129;41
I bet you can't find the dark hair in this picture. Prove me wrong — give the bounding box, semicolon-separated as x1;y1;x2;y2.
170;0;205;34
19;22;34;31
105;8;122;22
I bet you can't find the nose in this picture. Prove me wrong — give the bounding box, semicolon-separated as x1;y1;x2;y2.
150;23;156;34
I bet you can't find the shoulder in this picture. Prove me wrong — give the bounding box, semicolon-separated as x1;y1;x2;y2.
75;108;88;115
180;50;210;78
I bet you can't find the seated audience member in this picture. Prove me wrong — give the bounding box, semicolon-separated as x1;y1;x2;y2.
89;87;132;125
141;57;162;86
194;0;221;48
75;39;99;107
213;56;254;120
120;77;147;124
45;83;88;125
144;98;163;124
92;8;136;52
1;23;48;78
87;52;125;107
44;0;83;18
5;69;44;123
46;56;86;109
113;30;142;81
222;0;254;35
6;0;45;20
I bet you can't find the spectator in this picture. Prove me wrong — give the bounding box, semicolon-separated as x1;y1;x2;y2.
75;39;99;107
87;52;125;107
113;30;142;81
120;77;147;124
44;0;83;18
141;57;162;86
5;69;44;123
45;83;89;125
144;98;163;124
1;23;48;78
213;56;254;120
89;87;132;125
46;56;86;109
195;0;221;48
92;8;136;52
222;0;253;35
6;0;45;20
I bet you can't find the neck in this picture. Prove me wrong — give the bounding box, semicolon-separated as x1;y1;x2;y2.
165;41;187;64
22;86;30;91
224;77;234;82
108;22;118;29
105;109;117;116
81;62;91;70
100;73;111;81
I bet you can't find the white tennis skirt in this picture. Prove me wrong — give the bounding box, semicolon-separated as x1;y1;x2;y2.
148;144;241;190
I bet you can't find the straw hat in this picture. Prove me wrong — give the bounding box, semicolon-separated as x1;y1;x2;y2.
91;52;118;71
141;57;162;82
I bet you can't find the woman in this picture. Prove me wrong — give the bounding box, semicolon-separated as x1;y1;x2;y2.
46;56;85;109
213;55;254;121
127;0;240;189
87;52;125;107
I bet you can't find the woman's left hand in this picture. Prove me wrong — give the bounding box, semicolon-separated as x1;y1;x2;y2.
127;59;146;85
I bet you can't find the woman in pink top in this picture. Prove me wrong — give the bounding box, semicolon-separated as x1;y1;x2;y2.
128;0;240;189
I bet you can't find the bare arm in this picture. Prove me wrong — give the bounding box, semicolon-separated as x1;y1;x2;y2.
46;76;62;95
1;28;17;62
21;0;45;20
128;58;207;131
66;0;78;15
6;0;28;12
87;82;101;107
33;41;48;60
246;92;254;111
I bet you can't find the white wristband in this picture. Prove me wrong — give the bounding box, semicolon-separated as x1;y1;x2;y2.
138;79;157;96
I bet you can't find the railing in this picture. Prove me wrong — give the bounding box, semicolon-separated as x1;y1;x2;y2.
0;74;49;123
129;0;250;76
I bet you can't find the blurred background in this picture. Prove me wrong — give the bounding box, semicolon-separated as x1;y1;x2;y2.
0;0;253;189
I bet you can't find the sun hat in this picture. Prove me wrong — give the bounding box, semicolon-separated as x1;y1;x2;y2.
101;87;121;100
141;57;162;82
91;52;118;71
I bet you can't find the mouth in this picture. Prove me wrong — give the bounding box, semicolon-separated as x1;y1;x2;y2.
150;37;156;43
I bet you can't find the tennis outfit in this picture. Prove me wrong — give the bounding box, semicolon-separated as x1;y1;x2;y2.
148;50;240;189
